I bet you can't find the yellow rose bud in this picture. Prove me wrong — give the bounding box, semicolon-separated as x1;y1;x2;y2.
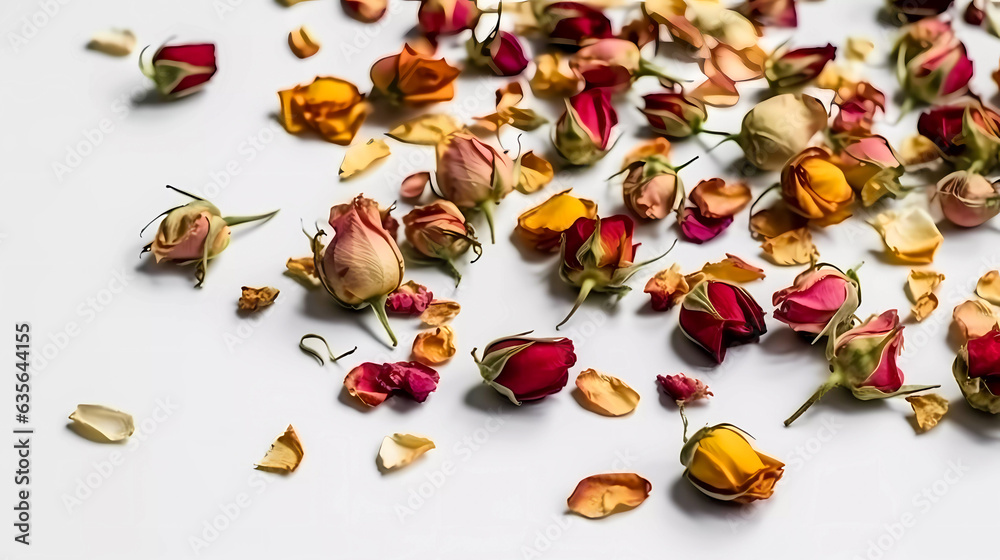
781;147;854;225
680;424;784;503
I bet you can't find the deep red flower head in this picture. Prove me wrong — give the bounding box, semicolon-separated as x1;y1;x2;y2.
569;88;617;149
967;330;1000;395
656;373;713;404
484;337;577;401
547;2;614;47
562;215;638;273
679;281;767;363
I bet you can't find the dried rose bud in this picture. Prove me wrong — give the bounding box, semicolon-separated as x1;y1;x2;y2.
678;281;767;363
468;30;529;77
953;330;1000;413
936;170;1000;228
657;374;713;404
417;0;480;40
541;1;614;47
917;103;1000;171
772;264;860;339
681;424;784;503
735;93;828;171
641;92;708;138
140;42;217;98
554;88;618;166
472;334;577;404
765;44;836;90
434;133;515;242
403;200;480;283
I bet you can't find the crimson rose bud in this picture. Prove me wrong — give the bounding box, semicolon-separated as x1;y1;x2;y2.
641;92;708;138
473;334;577;404
141;43;218;98
954;330;1000;413
543;2;614;47
656;374;713;404
765;44;836;90
679;281;767;363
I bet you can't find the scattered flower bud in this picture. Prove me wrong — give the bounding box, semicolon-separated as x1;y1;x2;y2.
781;147;854;225
772;264;860;339
681;424;784;503
936;170;1000;227
765;44;836;89
736;93;828;171
678;281;767;363
953;330;1000;413
554;88;618;166
403;200;481;283
641;92;709;138
472;334;577;404
434;133;515;242
139;42;217;98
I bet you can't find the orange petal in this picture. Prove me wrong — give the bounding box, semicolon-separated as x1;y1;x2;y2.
700;254;765;282
567;473;652;519
255;425;304;474
574;369;640;416
976;271;1000;305
953;299;999;341
869;207;943;264
516;189;597;252
750;204;809;239
691;58;740;107
238;286;280;311
690;178;751;218
419;299;461;326
412;326;457;365
288;25;320;59
516;151;554;194
761;227;818;266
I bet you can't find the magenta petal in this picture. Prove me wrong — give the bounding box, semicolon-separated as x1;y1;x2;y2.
490;31;529;76
942;45;974;95
679;207;733;243
860;331;904;392
376;362;440;402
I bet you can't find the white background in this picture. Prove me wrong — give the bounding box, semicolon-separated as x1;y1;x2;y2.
3;1;1000;559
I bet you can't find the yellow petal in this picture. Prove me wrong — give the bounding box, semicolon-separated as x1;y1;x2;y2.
286;256;319;286
912;294;939;322
906;270;945;302
387;114;462;145
419;299;461;326
869;207;943;264
377;433;435;472
567;473;651;519
760;228;818;266
701;254;766;283
516;151;554;194
255;425;304;474
574;369;640;416
530;53;582;98
239;286;279;311
899;135;941;166
87;29;136;56
953;299;999;341
288;25;320;59
976;270;1000;305
516;189;597;251
339;138;390;179
412;326;457;365
846;37;875;62
905;394;949;433
68;404;135;442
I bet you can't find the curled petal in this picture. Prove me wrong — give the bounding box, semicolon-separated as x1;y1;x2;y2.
906;394;949;433
976;270;1000;305
239;286;280;311
387;114;462;145
255;425;304;474
869;207;943;264
400;172;432;200
288;25;321;59
344;363;391;406
68;404;135;442
644;263;691;311
377;433;435;472
906;270;945;321
517;151;555;194
679;207;733;243
760;228;818;266
420;299;461;325
340;138;390;179
701;254;766;283
690;179;752;219
412;326;457;365
567;473;651;518
953;299;999;341
517;190;597;252
575;369;640;416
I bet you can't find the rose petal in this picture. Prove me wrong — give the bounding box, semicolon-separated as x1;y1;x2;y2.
255;425;304;474
516;151;554;194
567;473;652;519
288;25;321;59
340;138;390;179
953;299;1000;341
701;254;766;283
907;270;946;302
899;135;941;166
912;293;939;321
238;286;280;311
976;271;1000;306
869;207;943;264
644;263;691;311
845;37;874;62
387;281;433;315
344;363;391;406
377;433;435;472
690;179;752;219
419;299;461;326
679;207;734;243
574;369;640;416
761;227;818;266
905;394;949;433
285;256;319;285
691;58;740;107
87;29;136;56
750;204;809;239
400;171;431;200
387;114;462;145
68;404;135;442
412;326;457;365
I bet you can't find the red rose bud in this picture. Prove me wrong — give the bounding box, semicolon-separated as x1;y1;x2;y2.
641;92;708;138
554;88;618;165
472;334;577;404
964;1;986;25
418;0;480;40
657;374;713;404
679;281;767;363
140;42;217;98
917;103;1000;170
344;361;440;407
954;330;1000;413
772;264;860;341
541;2;614;47
784;310;937;425
557;215;670;328
678;207;733;244
468;30;529;76
889;0;954;21
765;44;836;90
743;0;798;27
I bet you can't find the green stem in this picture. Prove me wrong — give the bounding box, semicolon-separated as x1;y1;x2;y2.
895;97;915;125
679;403;690;443
443;259;463;286
369;295;398;347
556;278;597;330
224;209;280;227
479;202;496;244
784;382;836;427
636;58;686;85
699;129;732;137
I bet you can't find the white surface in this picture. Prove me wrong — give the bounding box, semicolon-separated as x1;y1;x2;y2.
3;1;1000;559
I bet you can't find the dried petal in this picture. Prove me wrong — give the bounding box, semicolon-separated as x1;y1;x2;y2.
344;363;391;406
387;114;462;145
574;369;640;416
899;135;941;166
516;151;554;194
761;228;818;266
953;299;1000;341
88;29;136;56
701;254;766;282
690;179;752;219
68;404;135;442
906;394;949;433
419;299;461;326
750;204;808;239
239;286;280;311
377;433;435;472
386;281;433;315
286;256;318;285
869;207;943;264
691;58;740;107
412;326;457;365
530;52;583;98
567;473;651;519
907;270;946;302
516;190;598;252
976;271;1000;305
644;263;691;311
340;138;390;179
845;37;874;62
288;25;320;59
400;172;432;200
255;425;304;474
912;294;939;321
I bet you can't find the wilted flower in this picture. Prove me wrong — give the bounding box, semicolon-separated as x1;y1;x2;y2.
310;195;404;346
554;88;618;165
142;186;277;287
765;44;836;90
516;190;598;252
679;281;767;363
894;20;973;107
472;333;577;404
917;102;1000;172
935;170;1000;227
772;264;860;341
781;147;855;225
619;143;688;221
742;0;798;27
370;44;461;105
341;0;387;23
539;1;614;47
468;29;530;76
837;136;906;206
735;93;828;171
953;330;1000;413
681;424;784;503
435;133;515;242
403;200;481;283
557;215;669;327
139;42;217;98
640;92;709;138
278;77;371;145
657;373;713;404
417;0;480;40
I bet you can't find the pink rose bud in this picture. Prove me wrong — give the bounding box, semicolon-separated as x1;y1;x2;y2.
765;44;836;90
900;40;973;105
656;374;713;404
472;334;577;404
418;0;480;40
469;30;530;76
341;0;387;23
832;82;886;136
344;361;440;407
678;207;733;244
570;38;642;93
435;133;515;242
772;264;860;338
140;42;217;98
542;2;614;47
403;200;481;283
954;329;1000;413
679;281;767;363
641;92;708;138
936;170;1000;228
623;167;683;221
554;88;618;165
385;281;434;315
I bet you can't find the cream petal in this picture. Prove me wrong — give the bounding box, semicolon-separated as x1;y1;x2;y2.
255;425;304;474
419;300;461;326
340;138;390;179
377;433;435;472
68;404;135;442
869;207;943;264
905;394;949;433
976;271;1000;306
387;114;462;145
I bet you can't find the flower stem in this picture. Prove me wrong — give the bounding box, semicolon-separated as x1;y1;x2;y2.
368;295;398;347
224;209;280;227
444;259;463;286
679;404;690;443
479;202;496;244
699;129;732;137
556;277;597;330
784;382;836;427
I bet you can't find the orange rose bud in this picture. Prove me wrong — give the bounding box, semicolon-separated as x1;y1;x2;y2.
278;77;370;145
370;44;461;105
780;147;854;225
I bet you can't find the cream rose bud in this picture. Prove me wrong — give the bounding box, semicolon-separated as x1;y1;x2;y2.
436;133;515;208
936;170;1000;228
622;163;683;221
151;201;230;262
736;93;828;171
